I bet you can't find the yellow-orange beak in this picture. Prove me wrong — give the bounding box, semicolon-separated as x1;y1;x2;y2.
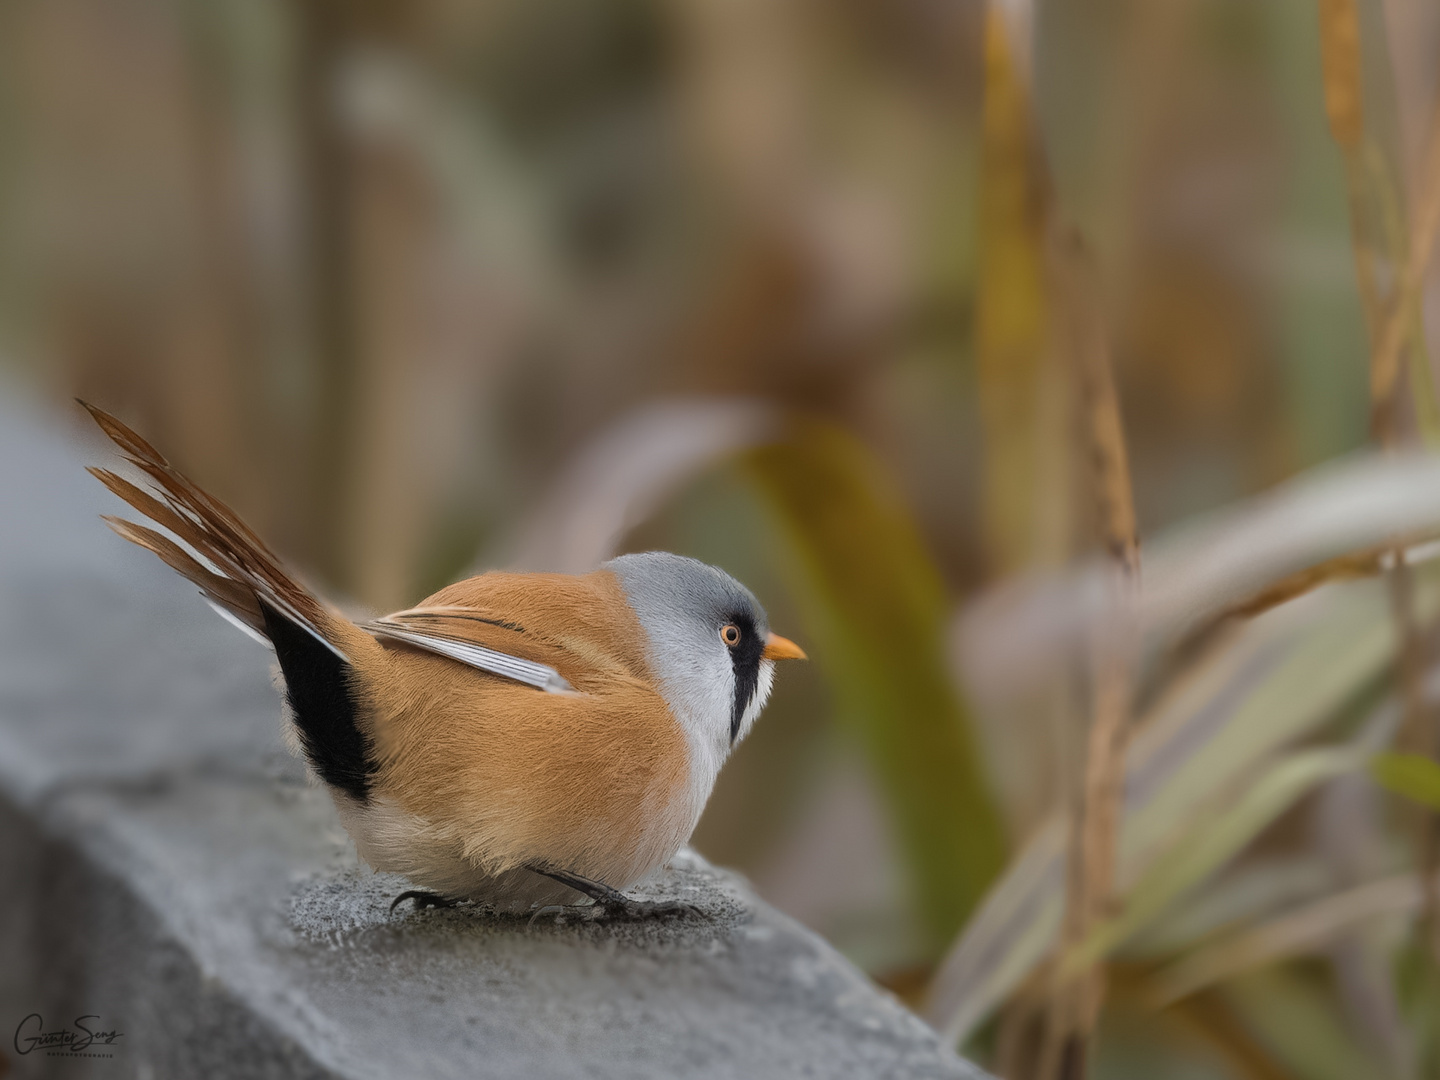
763;632;808;661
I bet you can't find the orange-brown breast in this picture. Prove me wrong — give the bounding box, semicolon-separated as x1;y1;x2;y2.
354;569;691;881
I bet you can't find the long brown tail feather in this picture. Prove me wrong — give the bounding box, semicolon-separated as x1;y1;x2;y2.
99;515;263;627
87;466;245;583
81;401;334;647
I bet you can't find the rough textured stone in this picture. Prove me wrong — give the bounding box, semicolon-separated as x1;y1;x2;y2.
0;392;992;1079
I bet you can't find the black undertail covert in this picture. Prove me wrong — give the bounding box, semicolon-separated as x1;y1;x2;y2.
259;599;376;802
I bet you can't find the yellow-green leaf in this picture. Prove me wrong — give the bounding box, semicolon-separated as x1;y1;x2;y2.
744;420;1007;949
1369;751;1440;811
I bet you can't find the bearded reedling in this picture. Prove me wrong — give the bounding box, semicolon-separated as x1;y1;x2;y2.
82;402;806;916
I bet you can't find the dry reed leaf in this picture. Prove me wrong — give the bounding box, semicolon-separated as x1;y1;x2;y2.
925;820;1067;1045
927;575;1410;1045
956;451;1440;709
1064;746;1365;976
493;398;778;573
1124;595;1404;867
1121;854;1335;960
1152;872;1431;1006
1217;547;1387;622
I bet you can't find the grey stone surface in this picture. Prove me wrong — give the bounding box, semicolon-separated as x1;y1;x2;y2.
0;391;992;1079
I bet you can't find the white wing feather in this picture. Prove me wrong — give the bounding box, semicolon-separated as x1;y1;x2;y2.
364;621;576;694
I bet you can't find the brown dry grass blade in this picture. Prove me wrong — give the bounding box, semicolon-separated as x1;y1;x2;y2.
1054;228;1139;573
1367;82;1440;427
1043;227;1140;1078
1319;4;1440;982
1318;0;1363;151
1219;547;1387;621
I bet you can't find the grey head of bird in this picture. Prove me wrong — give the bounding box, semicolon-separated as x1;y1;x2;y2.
605;552;800;766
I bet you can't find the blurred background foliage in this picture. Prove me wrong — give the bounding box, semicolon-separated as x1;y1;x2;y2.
5;0;1440;1076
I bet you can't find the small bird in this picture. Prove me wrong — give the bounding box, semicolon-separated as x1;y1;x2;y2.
81;402;805;916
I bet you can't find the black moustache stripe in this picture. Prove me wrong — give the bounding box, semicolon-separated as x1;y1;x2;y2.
729;615;765;744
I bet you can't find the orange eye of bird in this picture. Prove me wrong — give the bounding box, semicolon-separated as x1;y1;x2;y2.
720;624;741;647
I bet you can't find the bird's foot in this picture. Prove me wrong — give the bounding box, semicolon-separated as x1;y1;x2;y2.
590;896;699;921
527;897;700;926
525;866;702;922
389;889;460;914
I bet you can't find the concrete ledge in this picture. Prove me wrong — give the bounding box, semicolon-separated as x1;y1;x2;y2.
0;395;991;1079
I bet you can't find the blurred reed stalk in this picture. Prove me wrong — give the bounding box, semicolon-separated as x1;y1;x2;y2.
295;0;361;593
1318;0;1440;968
969;9;1142;1075
1315;0;1431;443
1317;0;1379;373
1398;93;1440;965
1369;96;1440;448
1038;230;1140;1080
968;11;1068;1068
973;3;1065;582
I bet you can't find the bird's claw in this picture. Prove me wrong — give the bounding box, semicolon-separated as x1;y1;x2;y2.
389;889;459;914
523;865;705;923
